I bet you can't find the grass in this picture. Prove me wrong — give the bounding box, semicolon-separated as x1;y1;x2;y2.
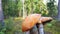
4;17;23;34
44;20;60;34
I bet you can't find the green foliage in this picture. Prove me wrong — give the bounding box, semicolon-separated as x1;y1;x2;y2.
24;0;48;16
5;18;14;31
0;27;6;34
44;20;60;34
2;0;22;18
47;0;58;17
0;32;4;34
4;17;23;34
0;21;6;34
2;0;58;17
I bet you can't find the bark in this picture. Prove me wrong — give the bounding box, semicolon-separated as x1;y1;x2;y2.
0;0;4;29
22;0;27;19
58;0;60;21
19;10;22;17
0;0;3;20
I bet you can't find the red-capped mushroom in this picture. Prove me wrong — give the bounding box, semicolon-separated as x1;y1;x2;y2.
22;14;41;32
22;14;53;34
37;17;52;34
38;17;53;24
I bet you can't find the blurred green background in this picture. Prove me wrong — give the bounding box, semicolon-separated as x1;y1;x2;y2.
0;0;60;34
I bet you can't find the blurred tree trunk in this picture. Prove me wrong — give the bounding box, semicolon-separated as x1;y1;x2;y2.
22;0;27;19
58;0;60;21
0;0;4;20
0;0;4;29
19;10;22;17
16;0;22;17
31;0;34;14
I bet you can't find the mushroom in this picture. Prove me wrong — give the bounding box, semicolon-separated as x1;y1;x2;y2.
22;14;41;32
37;17;53;34
22;14;53;34
38;17;53;24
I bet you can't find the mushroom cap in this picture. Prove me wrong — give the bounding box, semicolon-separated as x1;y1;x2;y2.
38;17;53;24
22;14;41;32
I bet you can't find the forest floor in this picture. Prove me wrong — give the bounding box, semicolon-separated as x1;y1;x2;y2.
4;17;60;34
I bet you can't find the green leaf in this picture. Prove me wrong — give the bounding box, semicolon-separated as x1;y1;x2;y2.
33;0;38;2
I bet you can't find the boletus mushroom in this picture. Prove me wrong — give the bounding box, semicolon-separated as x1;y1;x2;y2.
22;14;41;32
22;14;53;34
37;17;53;34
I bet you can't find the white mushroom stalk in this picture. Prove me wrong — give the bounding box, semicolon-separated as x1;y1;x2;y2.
25;31;30;34
38;23;44;34
38;18;44;34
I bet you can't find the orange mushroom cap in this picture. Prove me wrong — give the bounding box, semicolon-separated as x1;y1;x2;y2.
22;14;53;32
22;14;41;32
38;17;53;24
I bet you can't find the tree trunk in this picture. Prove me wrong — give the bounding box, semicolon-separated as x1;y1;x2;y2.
0;0;4;30
58;0;60;21
19;10;22;17
22;0;27;19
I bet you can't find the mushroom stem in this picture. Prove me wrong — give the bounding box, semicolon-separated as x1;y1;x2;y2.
30;25;38;34
25;31;30;34
38;23;44;34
